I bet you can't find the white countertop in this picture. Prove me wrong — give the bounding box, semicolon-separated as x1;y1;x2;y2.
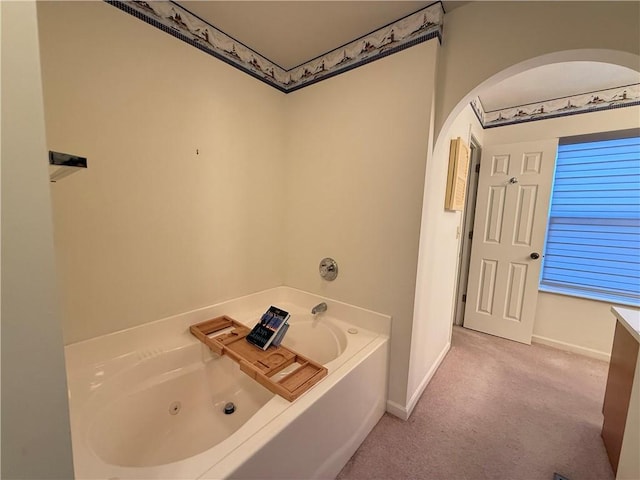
611;306;640;343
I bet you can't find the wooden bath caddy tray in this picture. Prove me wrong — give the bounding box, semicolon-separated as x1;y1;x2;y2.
190;316;328;402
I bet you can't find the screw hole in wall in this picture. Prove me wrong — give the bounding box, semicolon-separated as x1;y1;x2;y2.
168;401;181;415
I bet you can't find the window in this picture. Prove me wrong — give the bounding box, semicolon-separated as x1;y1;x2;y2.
540;133;640;307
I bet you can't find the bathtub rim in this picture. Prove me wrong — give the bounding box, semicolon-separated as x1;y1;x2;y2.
64;286;391;368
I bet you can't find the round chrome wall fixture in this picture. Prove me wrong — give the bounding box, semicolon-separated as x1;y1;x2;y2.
319;258;338;281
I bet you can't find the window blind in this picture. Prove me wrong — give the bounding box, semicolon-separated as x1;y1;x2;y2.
540;136;640;307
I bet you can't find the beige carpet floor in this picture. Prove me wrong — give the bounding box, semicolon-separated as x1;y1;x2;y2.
337;326;613;480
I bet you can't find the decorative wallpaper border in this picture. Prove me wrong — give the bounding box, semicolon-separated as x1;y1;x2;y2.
106;1;444;93
471;83;640;129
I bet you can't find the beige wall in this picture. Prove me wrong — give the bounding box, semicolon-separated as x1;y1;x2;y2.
435;1;640;136
284;41;438;408
482;106;640;360
38;2;287;344
1;1;74;477
407;104;483;415
533;294;616;360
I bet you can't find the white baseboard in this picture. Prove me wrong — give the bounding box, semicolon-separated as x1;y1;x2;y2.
532;334;610;362
386;341;451;420
385;399;408;420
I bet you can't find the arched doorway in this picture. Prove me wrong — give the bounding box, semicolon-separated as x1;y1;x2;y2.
411;48;640;376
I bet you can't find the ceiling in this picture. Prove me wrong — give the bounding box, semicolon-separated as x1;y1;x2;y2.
480;62;640;112
175;1;639;110
178;1;450;69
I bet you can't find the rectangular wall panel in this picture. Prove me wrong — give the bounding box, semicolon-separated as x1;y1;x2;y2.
477;259;498;315
492;154;510;176
485;186;506;243
504;263;528;321
521;152;542;174
513;185;538;246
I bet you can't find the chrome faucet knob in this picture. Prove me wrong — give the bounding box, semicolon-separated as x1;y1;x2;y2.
319;258;338;281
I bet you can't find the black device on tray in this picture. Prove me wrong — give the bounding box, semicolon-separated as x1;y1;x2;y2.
246;306;290;350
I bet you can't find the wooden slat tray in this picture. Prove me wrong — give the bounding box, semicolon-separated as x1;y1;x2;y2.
190;316;328;401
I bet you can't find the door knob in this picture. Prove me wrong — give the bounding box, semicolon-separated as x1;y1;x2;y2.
530;252;540;260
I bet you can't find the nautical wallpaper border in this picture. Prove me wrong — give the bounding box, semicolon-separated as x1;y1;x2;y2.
104;1;639;127
471;84;640;129
106;1;444;93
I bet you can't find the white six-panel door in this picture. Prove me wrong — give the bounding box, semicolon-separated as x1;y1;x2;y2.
464;139;558;344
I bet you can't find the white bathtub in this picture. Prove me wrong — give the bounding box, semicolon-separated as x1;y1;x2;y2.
65;287;390;479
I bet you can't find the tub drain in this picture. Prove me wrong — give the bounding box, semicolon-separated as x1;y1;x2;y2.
169;401;181;415
223;402;236;415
